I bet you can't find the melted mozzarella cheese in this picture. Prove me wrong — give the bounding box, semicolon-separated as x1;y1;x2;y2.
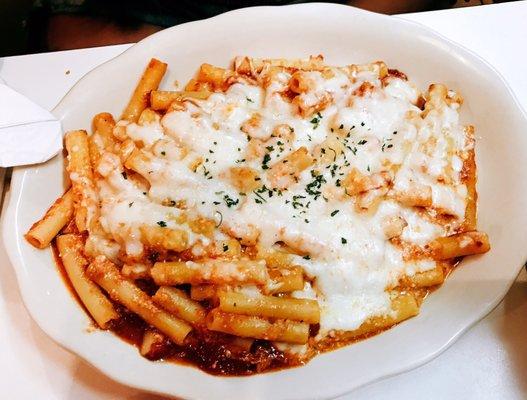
94;63;470;336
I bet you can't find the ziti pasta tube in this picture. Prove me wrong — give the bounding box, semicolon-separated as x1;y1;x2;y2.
190;284;218;302
153;287;206;325
56;234;118;328
140;329;166;359
92;112;118;151
399;264;445;288
86;256;192;344
122;58;167;122
151;259;269;286
207;309;309;344
427;231;490;260
267;266;304;294
218;291;320;324
64;130;98;232
150;90;211;111
25;188;74;249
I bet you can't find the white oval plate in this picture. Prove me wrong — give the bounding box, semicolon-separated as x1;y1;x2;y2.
3;3;527;400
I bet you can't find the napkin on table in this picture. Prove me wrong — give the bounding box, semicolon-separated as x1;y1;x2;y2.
0;80;62;168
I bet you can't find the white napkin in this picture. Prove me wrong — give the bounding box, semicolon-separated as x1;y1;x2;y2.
0;81;62;167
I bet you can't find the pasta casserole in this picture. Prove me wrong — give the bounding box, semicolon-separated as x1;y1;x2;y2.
25;55;490;375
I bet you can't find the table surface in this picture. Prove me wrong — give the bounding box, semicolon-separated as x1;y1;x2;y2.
1;3;526;399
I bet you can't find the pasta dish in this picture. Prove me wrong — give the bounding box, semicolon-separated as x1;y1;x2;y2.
25;56;490;375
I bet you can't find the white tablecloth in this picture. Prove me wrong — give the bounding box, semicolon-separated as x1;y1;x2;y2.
1;3;526;399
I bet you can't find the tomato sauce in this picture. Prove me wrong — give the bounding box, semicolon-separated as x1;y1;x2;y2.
52;241;294;375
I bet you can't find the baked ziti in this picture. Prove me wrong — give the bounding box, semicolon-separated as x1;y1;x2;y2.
26;55;490;375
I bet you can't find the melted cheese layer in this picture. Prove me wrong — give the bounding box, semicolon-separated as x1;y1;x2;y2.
95;64;471;335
